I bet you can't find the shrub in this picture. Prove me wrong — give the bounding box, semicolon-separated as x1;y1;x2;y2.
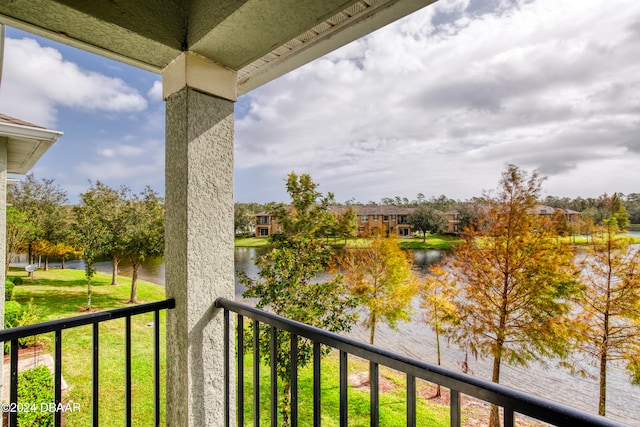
17;365;54;427
5;279;14;301
9;276;23;285
3;301;41;353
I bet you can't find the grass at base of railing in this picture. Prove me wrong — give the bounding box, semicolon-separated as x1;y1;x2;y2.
7;267;167;427
240;350;451;426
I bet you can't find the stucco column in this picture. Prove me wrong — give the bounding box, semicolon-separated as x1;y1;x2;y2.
163;53;236;426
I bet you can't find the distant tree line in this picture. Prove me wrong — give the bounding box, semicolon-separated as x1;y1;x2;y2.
7;174;164;308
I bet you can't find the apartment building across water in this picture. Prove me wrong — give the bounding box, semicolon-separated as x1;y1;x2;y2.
255;205;416;237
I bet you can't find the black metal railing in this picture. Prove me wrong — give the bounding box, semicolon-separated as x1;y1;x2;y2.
0;298;175;427
216;297;629;427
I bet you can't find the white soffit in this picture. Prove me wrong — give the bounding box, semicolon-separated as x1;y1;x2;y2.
0;120;62;174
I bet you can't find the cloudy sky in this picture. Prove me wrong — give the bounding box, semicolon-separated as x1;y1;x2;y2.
1;0;639;204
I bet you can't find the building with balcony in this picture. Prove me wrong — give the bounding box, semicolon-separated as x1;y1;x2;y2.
255;205;417;238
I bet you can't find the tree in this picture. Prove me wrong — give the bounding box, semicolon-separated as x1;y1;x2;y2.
234;203;258;235
333;207;357;244
84;182;130;285
408;205;447;242
622;193;640;224
5;206;36;270
335;233;416;345
121;187;164;303
73;191;110;310
574;220;640;416
446;165;579;427
418;264;458;397
455;200;485;234
241;173;357;426
8;174;69;265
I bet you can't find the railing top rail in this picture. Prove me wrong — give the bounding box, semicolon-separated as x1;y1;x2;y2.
0;298;175;342
215;297;628;427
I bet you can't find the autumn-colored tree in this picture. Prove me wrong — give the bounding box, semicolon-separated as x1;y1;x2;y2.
574;220;640;416
419;264;458;397
335;232;416;345
241;172;357;427
447;165;579;427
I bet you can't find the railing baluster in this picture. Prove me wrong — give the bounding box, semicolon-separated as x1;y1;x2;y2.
291;333;298;427
370;361;379;427
340;350;348;427
93;322;99;426
270;326;278;427
125;316;132;427
237;315;244;427
450;389;461;427
253;320;260;427
10;339;18;427
504;407;514;427
54;330;62;427
313;341;321;427
154;309;161;427
224;309;230;427
0;300;174;427
406;374;416;427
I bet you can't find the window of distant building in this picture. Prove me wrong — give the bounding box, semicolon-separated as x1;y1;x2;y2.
398;215;408;224
374;214;379;221
398;228;409;236
383;215;389;222
361;215;369;221
358;226;365;232
392;215;396;220
259;216;269;224
259;228;269;236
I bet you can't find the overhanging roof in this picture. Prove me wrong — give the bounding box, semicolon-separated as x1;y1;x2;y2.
0;0;437;95
0;114;62;174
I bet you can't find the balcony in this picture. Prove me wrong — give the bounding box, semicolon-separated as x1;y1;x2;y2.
0;297;628;427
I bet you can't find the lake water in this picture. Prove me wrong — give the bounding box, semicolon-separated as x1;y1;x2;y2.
234;246;640;426
56;238;640;425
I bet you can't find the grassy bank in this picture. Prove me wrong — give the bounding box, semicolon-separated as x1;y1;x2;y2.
235;234;461;250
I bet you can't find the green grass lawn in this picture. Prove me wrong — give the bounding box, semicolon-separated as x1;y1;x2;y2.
6;267;456;426
235;235;462;251
240;346;451;427
235;236;272;247
7;267;167;427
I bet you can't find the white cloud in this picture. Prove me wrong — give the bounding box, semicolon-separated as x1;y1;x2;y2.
75;139;163;184
0;37;147;128
147;80;163;101
235;0;640;202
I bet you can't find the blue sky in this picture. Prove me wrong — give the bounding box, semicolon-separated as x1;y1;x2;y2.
1;0;640;205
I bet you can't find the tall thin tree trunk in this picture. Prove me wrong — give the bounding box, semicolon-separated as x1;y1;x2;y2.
490;351;503;427
369;315;377;345
599;346;607;416
61;258;65;269
44;256;49;271
434;325;442;398
129;263;139;303
87;278;92;310
282;382;291;427
111;256;120;285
